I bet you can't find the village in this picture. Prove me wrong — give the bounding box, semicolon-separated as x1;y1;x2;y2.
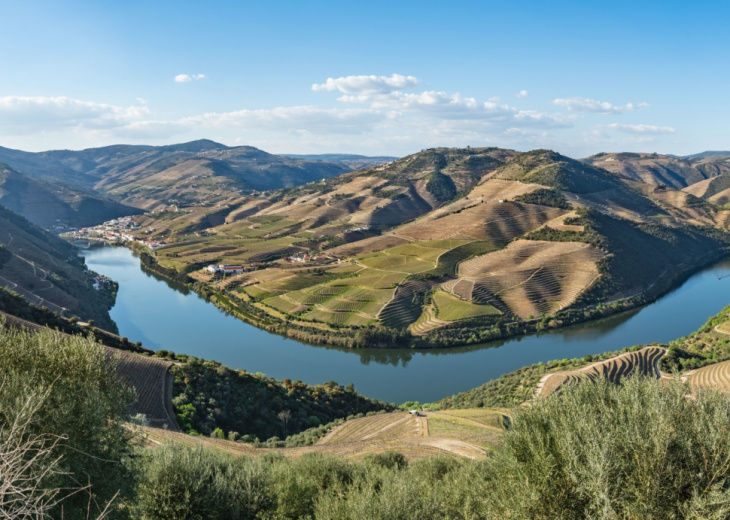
63;216;167;250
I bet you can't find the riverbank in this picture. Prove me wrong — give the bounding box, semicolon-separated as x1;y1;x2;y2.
133;241;730;350
80;245;730;402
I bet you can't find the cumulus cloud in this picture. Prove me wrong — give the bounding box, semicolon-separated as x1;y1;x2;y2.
312;74;418;94
175;73;206;83
553;97;648;114
515;90;529;98
0;96;149;134
606;123;676;134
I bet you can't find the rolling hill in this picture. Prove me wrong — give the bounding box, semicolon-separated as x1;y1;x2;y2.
0;140;393;211
126;146;730;348
0;163;141;229
584;151;730;189
0;204;118;330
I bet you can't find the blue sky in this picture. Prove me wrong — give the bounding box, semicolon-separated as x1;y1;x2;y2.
1;0;728;157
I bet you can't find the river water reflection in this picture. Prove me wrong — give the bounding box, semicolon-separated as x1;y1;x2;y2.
83;246;730;403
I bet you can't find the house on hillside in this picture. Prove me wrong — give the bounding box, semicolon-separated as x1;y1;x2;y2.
219;264;245;275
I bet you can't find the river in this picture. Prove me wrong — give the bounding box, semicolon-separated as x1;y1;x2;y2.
83;246;730;403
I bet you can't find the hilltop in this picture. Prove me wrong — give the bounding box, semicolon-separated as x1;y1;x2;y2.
122;146;730;348
0;140;394;210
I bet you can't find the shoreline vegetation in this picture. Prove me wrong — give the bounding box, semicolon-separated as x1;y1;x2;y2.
129;240;730;350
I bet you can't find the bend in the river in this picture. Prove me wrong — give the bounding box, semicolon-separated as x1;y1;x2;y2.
83;246;730;403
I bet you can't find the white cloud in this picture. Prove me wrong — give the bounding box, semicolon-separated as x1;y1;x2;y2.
175;73;206;83
515;90;529;98
553;97;649;114
606;123;676;134
312;74;418;94
0;96;148;134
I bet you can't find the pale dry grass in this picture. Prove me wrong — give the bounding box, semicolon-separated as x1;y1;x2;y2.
468;178;545;201
446;240;605;318
709;187;730;206
397;201;564;242
142;410;495;461
682;178;713;198
544;210;584;232
686;359;730;393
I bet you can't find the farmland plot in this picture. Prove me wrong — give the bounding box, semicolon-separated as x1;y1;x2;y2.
378;280;431;329
446;240;606;318
432;290;500;322
397;201;564;243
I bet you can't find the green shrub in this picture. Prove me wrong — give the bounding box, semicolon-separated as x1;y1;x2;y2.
482;376;730;518
0;322;136;519
136;443;272;519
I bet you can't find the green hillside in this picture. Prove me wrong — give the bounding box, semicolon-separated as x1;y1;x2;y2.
495;149;624;193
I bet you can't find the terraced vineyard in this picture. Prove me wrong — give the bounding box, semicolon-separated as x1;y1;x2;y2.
409;304;448;335
686;360;730;393
134;146;730;346
143;410;500;461
397;201;564;242
113;350;180;430
536;346;667;398
445;240;606;318
320;413;420;445
378;280;431;329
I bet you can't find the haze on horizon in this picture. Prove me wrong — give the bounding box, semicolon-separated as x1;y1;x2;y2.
1;0;728;158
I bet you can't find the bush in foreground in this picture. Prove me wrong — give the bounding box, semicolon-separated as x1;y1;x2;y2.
137;377;730;519
486;376;730;519
0;322;137;518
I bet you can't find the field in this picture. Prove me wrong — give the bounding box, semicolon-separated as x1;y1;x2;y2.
396;201;565;242
409;305;448;335
113;350;180;430
686;360;730;393
536;346;667;398
141;408;501;461
445;239;606;318
128;146;730;345
432;290;500;321
378;280;431;329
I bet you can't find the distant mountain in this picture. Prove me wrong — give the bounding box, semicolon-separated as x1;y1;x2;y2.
0;204;117;331
0;145;94;188
0;163;141;229
282;154;398;170
683;151;730;160
583;152;730;189
0;140;355;210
